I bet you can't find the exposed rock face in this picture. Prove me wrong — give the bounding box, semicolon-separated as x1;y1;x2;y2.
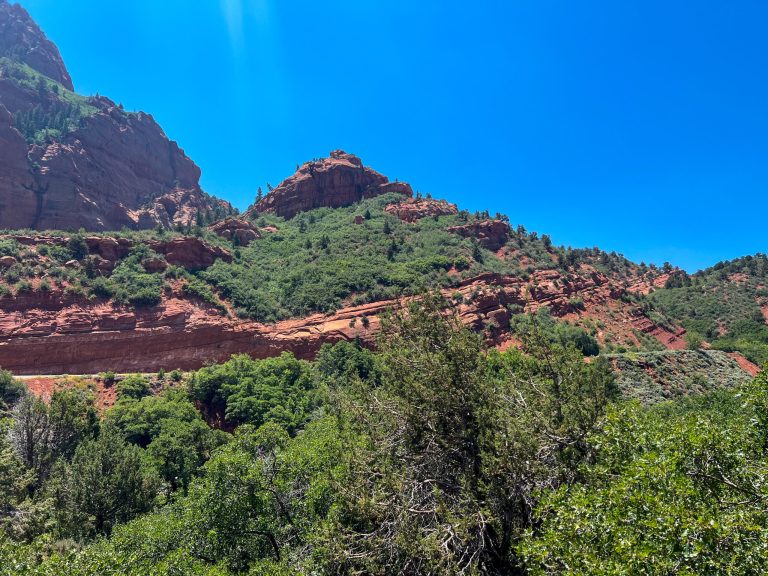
0;103;35;224
0;5;232;231
385;198;459;222
148;237;232;270
209;218;261;246
448;220;510;251
247;150;413;219
9;96;227;231
3;233;230;271
0;1;73;90
0;266;690;375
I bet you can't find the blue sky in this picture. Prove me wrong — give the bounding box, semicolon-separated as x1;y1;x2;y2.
18;0;767;271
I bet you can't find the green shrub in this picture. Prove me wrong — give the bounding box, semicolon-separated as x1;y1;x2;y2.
0;239;20;258
14;279;32;294
117;375;152;401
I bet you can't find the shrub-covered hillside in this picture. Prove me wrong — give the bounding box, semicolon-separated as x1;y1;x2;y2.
1;193;665;326
649;254;768;364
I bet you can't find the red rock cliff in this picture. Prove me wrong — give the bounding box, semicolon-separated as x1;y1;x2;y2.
248;150;413;219
0;1;73;90
0;4;232;231
0;262;688;375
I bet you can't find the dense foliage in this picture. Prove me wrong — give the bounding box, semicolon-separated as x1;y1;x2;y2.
0;297;765;573
0;195;568;322
520;377;768;574
2;295;714;575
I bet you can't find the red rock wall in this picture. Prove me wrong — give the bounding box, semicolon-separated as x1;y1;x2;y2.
0;270;687;375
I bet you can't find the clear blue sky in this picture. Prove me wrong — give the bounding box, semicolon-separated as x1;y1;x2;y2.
18;0;768;271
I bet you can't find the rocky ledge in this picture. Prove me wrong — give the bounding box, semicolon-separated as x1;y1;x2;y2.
209;218;261;246
385;198;459;222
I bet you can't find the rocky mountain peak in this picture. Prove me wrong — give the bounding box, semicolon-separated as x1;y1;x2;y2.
248;151;413;219
0;0;73;90
0;1;234;231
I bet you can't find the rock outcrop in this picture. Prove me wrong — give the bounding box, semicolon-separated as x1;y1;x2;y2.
3;233;230;271
0;1;73;90
0;266;689;375
209;218;261;246
0;4;232;231
0;102;35;225
385;198;459;222
247;150;413;219
448;220;510;251
148;237;232;270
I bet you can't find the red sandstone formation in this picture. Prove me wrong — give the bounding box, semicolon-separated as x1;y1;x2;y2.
0;1;73;90
728;352;761;378
448;220;511;251
0;266;689;375
148;237;232;270
2;233;230;271
0;4;232;231
385;198;459;222
209;218;261;246
247;151;413;219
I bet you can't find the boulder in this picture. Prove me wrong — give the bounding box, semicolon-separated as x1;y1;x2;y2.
209;218;261;246
448;220;510;251
0;255;17;268
149;237;232;271
143;257;168;273
84;237;132;261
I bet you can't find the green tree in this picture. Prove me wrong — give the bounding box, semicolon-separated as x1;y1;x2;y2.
47;425;158;539
188;353;317;433
520;383;768;575
0;369;25;413
117;374;151;401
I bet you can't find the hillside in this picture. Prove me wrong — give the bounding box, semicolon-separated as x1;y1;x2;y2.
0;0;233;230
0;149;709;375
609;349;757;404
647;254;768;365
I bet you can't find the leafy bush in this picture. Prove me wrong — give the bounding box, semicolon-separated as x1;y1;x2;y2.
0;239;20;258
117;375;151;401
188;353;317;433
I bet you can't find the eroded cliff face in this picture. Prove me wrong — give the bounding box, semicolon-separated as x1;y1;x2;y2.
247;150;413;219
0;257;688;375
0;0;73;90
0;102;35;224
0;3;232;231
